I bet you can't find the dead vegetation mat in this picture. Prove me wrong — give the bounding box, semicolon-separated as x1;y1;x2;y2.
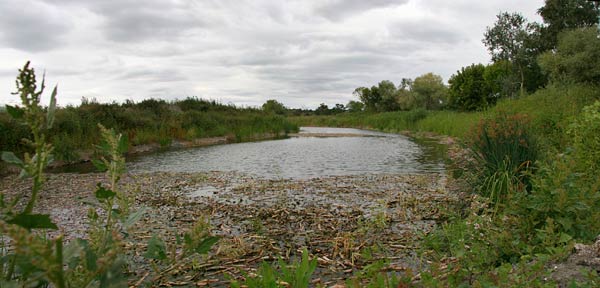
1;170;461;287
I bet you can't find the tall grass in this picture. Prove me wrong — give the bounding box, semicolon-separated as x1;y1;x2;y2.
0;97;299;163
468;113;537;206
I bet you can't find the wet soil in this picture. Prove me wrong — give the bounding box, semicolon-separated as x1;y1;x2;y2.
0;170;460;287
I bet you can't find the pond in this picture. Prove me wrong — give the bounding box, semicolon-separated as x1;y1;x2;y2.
127;127;447;179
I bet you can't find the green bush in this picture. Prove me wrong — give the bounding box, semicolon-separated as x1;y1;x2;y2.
568;101;600;173
468;113;537;206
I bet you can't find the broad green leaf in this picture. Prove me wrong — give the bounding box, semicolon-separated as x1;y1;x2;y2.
91;159;107;172
46;85;57;129
5;105;24;119
194;236;219;254
1;151;23;167
124;207;147;229
8;213;58;230
95;183;116;200
144;235;167;261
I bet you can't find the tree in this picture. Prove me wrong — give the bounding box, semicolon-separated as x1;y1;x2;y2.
448;64;492;111
331;103;346;114
354;87;379;112
538;0;599;48
354;80;399;112
483;60;517;99
346;100;364;113
483;12;542;96
538;27;600;84
376;80;399;111
262;99;286;115
411;73;448;110
315;103;330;115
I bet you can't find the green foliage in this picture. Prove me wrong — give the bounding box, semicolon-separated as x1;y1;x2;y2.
141;217;218;283
0;96;298;162
314;103;331;115
538;0;600;48
231;249;317;288
346;100;364;112
412;72;448;110
352;75;447;112
345;260;408;288
468;113;537;206
262;99;287;115
7;213;58;230
354;80;401;112
568;101;600;172
483;12;547;96
448;63;493;111
484;60;518;99
539;28;600;85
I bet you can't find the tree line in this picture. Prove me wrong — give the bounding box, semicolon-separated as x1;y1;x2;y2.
261;0;600;114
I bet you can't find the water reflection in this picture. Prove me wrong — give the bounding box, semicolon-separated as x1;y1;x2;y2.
127;127;447;179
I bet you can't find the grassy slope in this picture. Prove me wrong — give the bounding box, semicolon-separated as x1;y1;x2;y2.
291;83;599;153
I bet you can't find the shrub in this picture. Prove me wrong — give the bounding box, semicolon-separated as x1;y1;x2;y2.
468;113;537;206
568;101;600;173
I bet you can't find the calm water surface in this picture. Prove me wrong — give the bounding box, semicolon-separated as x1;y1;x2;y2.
127;127;446;179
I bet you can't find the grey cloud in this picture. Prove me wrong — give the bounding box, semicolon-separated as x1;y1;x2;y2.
97;6;200;42
0;0;547;109
119;67;187;83
0;0;72;52
389;20;466;45
316;0;409;20
40;0;206;43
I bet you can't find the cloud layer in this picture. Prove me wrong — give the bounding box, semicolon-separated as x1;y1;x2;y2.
0;0;544;108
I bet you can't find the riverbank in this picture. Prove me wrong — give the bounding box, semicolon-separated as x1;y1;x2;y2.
45;132;287;170
0;97;299;171
0;169;461;286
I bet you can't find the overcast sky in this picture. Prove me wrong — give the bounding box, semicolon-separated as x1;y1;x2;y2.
0;0;544;109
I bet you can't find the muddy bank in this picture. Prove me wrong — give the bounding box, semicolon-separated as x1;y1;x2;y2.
0;170;459;286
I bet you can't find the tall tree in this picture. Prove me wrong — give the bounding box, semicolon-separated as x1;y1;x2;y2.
354;87;378;112
377;80;399;112
538;0;599;48
412;73;448;110
483;12;541;96
448;64;491;111
538;27;600;84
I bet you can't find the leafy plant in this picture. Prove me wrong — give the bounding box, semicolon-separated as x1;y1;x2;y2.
0;62;144;287
231;248;317;288
0;61;66;287
2;61;57;215
141;216;219;284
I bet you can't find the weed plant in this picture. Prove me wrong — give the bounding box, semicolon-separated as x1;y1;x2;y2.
230;249;317;288
0;62;218;287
